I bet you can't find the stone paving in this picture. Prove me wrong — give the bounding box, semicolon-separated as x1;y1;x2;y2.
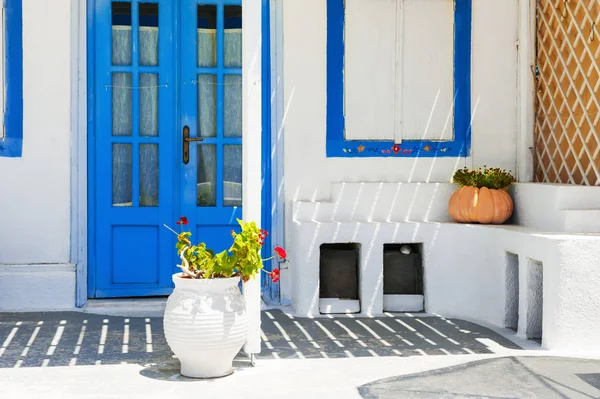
0;310;521;368
2;310;600;398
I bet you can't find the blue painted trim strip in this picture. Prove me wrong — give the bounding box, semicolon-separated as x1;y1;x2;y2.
87;0;97;298
0;0;23;157
216;3;225;208
131;1;141;208
455;0;472;157
325;0;344;156
327;140;467;158
260;0;276;301
325;0;472;158
189;0;240;4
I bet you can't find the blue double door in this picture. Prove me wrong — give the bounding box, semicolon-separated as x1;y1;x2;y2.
90;0;245;298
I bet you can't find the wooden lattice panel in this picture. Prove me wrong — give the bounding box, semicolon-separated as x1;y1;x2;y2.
535;0;600;185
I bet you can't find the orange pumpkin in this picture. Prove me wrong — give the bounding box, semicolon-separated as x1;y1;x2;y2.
448;186;514;224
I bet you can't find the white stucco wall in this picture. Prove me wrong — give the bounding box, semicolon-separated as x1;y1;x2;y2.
282;0;519;202
0;0;75;310
280;0;520;304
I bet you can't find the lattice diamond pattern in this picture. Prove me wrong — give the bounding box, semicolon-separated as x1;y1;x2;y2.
536;0;600;185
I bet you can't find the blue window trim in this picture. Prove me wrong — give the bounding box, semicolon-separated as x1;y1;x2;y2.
0;0;23;157
326;0;472;158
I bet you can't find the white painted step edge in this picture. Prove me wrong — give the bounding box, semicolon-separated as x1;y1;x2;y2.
319;298;360;314
383;294;424;312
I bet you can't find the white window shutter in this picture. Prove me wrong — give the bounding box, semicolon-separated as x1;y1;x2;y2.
344;0;397;141
398;0;454;142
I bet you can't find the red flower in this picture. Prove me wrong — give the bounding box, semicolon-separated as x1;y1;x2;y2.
274;246;287;260
270;268;281;283
176;216;189;225
260;229;269;237
392;144;401;154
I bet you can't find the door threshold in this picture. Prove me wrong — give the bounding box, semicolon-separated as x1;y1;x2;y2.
84;298;167;318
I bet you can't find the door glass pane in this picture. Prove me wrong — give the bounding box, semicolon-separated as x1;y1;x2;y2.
140;144;159;207
139;3;159;66
224;6;242;68
112;2;132;66
197;5;217;67
197;75;216;137
197;145;216;207
112;73;132;136
224;75;242;137
224;145;242;207
140;74;159;137
113;144;132;207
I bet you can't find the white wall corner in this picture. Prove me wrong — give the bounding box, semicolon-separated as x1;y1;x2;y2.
517;0;536;182
242;0;262;355
0;264;77;311
271;0;287;305
71;0;88;308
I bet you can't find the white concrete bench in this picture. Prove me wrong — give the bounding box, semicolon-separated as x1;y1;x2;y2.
289;182;600;353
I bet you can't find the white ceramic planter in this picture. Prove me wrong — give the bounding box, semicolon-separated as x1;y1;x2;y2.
163;274;248;378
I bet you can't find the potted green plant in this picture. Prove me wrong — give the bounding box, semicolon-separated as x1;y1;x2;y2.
162;217;285;379
448;167;516;224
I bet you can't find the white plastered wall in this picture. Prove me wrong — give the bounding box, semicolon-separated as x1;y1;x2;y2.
280;0;519;301
0;0;75;310
280;0;600;353
282;0;518;201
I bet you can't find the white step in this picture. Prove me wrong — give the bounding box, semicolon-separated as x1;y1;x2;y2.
557;185;600;210
293;182;455;222
84;298;167;317
292;201;337;222
563;210;600;233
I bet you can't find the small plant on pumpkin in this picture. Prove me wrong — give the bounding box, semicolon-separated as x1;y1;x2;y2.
164;217;285;283
452;166;515;190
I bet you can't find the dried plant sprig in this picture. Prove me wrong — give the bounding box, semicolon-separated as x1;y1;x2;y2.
452;166;515;190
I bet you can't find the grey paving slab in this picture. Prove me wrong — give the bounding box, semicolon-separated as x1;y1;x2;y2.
358;356;600;399
0;310;522;369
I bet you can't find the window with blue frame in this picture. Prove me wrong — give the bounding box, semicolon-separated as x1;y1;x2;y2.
326;0;471;158
0;0;23;158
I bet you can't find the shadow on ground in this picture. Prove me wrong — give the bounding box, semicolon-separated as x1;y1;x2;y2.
0;309;522;373
359;357;600;399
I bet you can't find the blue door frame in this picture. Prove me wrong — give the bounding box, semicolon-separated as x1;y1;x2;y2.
87;0;274;299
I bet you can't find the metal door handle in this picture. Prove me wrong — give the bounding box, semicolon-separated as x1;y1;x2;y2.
183;125;203;164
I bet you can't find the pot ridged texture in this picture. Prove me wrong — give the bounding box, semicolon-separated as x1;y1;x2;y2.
163;277;248;378
448;186;514;224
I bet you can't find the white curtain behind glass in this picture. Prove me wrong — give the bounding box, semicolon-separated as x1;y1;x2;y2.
111;26;242;207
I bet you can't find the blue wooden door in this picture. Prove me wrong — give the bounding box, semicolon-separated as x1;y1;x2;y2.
179;1;243;251
90;0;244;298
